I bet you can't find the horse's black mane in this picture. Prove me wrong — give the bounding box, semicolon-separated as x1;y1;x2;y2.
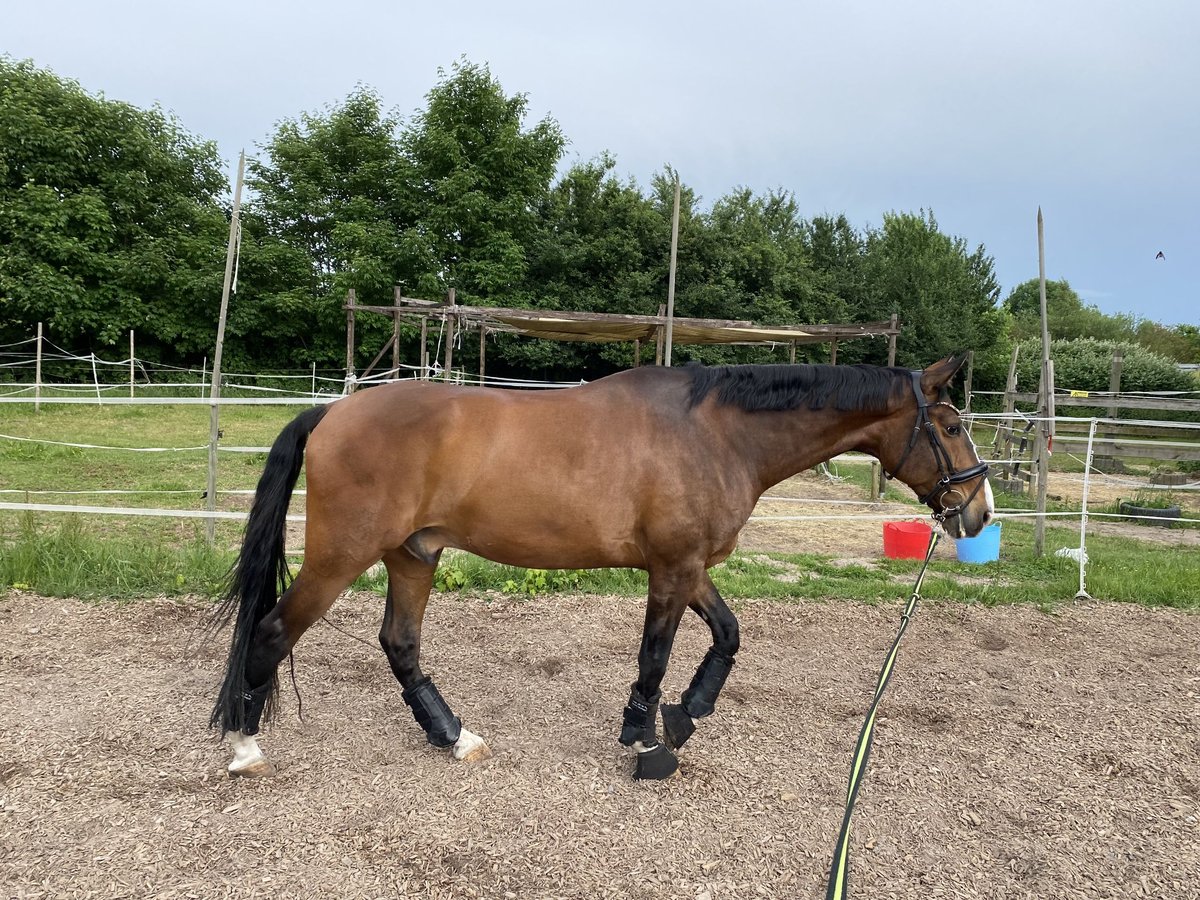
684;363;909;413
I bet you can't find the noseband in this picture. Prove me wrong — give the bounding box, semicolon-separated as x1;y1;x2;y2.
884;371;989;521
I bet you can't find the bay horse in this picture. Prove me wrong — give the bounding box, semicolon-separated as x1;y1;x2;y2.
212;355;993;780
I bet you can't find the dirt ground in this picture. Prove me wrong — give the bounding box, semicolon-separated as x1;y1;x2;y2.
2;588;1197;900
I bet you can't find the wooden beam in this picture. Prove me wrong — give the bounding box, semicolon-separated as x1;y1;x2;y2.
886;314;898;367
1004;393;1200;414
633;339;641;368
479;326;486;381
829;339;838;365
789;341;796;365
963;350;974;412
359;299;902;338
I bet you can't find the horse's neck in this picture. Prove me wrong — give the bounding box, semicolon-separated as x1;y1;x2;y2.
729;405;888;492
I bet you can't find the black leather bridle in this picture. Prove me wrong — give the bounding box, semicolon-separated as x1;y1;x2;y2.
884;371;990;521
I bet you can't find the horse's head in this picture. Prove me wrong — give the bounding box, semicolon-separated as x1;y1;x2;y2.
878;355;994;539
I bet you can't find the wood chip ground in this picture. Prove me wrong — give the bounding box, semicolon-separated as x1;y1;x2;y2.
2;588;1197;899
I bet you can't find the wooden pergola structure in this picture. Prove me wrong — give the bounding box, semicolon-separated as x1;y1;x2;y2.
343;287;901;385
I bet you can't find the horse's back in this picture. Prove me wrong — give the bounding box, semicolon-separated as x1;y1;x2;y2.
301;370;736;568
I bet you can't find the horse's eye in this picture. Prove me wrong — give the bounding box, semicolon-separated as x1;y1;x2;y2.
946;424;961;437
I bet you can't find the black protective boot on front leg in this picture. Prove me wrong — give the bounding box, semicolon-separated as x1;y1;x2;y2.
681;649;735;719
662;649;735;750
618;685;678;780
660;702;696;750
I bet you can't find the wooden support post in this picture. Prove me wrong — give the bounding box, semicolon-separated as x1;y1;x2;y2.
655;303;666;365
345;287;357;392
420;318;429;378
829;339;838;366
633;339;641;368
1097;349;1124;471
35;321;43;412
443;288;456;381
878;313;900;497
789;341;796;365
995;345;1020;475
129;330;135;397
479;326;486;382
392;285;402;378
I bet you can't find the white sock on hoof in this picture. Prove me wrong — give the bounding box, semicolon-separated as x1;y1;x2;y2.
452;727;490;762
228;732;267;773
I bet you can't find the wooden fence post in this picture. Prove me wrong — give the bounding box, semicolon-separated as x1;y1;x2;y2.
443;288;456;381
35;321;42;412
345;287;357;391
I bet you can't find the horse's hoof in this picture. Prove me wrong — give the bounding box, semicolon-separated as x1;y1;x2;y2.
228;757;275;778
660;703;696;750
452;727;492;763
634;744;679;781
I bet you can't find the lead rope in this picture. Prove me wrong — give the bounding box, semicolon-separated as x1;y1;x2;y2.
825;526;941;900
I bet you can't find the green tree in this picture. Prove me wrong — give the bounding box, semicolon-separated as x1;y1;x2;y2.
402;60;565;303
861;210;1008;385
1015;337;1196;398
235;86;410;369
0;58;227;360
511;155;666;375
1003;278;1136;343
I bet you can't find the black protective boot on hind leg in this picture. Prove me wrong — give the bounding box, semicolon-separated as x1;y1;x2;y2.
240;680;274;736
618;685;678;780
402;677;462;748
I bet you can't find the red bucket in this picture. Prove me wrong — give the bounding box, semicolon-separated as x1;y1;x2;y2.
883;521;932;559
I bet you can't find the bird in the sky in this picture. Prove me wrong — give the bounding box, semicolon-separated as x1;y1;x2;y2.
1155;251;1165;260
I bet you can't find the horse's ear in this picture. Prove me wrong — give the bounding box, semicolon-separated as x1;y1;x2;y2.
919;353;967;393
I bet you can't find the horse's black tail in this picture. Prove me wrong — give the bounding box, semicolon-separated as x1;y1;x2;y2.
209;404;330;736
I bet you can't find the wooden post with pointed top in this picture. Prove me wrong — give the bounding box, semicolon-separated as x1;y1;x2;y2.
129;330;135;397
206;151;245;544
664;179;681;366
1034;208;1053;557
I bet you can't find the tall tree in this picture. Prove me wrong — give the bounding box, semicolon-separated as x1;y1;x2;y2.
402;60;565;302
0;58;227;359
862;210;1007;384
235;87;410;368
1003;278;1136;343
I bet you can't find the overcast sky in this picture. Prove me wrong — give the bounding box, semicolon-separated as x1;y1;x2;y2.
6;0;1197;325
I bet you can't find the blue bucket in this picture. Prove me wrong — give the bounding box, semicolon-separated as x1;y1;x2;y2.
954;522;1002;564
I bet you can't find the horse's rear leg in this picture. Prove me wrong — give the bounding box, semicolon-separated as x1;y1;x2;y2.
227;564;361;777
379;549;490;763
661;574;740;751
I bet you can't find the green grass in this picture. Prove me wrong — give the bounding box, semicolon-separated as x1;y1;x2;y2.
3;400;1198;610
4;513;1197;610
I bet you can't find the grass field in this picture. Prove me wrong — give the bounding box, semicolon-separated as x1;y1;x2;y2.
2;398;1198;608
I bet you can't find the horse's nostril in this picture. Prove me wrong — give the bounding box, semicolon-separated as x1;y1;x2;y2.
981;510;992;526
